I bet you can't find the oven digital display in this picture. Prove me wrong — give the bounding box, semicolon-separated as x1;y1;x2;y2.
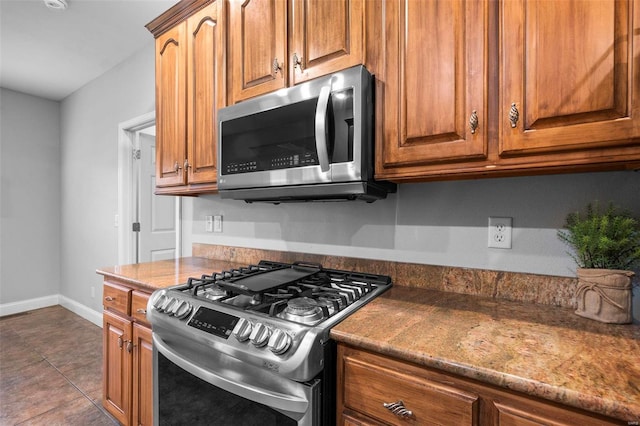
187;307;239;339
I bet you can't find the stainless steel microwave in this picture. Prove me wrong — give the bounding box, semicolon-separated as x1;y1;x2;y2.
217;65;395;203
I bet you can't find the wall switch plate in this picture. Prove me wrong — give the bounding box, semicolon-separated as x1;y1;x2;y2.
213;215;223;233
488;217;512;249
205;215;214;232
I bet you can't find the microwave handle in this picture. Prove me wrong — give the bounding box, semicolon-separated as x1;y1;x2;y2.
314;86;331;172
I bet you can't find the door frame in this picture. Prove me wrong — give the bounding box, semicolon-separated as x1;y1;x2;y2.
117;112;182;265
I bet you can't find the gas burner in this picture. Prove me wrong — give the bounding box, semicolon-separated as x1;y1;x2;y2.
278;297;326;325
197;285;227;301
223;294;263;308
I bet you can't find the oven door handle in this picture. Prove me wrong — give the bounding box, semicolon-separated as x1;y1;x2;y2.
153;334;311;414
314;85;331;173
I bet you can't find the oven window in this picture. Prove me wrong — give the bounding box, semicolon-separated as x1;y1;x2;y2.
158;352;297;426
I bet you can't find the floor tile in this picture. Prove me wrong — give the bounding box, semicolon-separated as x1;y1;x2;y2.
15;395;117;426
0;360;82;424
0;306;115;425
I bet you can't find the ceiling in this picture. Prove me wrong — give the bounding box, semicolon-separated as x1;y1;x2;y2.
0;0;179;101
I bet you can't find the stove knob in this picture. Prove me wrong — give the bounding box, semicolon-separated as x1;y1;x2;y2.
173;300;193;320
161;297;177;315
153;294;168;312
249;322;271;347
232;318;253;342
268;329;292;355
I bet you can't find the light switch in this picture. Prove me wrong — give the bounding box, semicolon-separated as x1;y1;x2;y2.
213;215;222;233
205;215;213;232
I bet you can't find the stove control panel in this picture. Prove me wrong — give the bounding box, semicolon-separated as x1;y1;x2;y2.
231;318;294;356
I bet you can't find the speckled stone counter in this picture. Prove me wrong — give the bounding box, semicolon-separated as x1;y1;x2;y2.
96;257;244;292
330;286;640;422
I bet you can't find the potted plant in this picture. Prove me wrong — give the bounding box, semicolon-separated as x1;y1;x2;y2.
558;202;640;324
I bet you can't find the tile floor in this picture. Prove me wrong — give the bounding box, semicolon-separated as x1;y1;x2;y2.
0;305;118;425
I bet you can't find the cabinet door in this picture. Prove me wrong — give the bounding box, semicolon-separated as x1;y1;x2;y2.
229;0;287;103
155;23;187;187
378;0;489;178
132;323;153;426
500;0;640;156
290;0;363;85
186;1;224;186
103;310;133;425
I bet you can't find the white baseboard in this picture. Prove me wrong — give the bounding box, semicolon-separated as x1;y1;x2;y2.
59;295;103;328
0;294;103;328
0;295;59;317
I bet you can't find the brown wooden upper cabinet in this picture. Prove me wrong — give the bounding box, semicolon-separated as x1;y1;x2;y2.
375;0;640;182
499;0;639;156
377;0;489;170
147;0;225;194
228;0;364;104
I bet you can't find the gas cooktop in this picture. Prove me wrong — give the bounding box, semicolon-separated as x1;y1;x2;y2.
148;260;392;381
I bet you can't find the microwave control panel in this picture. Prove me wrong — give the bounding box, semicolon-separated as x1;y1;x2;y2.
225;152;318;174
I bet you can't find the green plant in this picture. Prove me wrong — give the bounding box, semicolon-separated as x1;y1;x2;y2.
558;203;640;270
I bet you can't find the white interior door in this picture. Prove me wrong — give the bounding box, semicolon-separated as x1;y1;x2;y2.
137;130;177;262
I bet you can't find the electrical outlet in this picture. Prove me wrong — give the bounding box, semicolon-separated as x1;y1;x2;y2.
488;217;512;249
205;215;214;232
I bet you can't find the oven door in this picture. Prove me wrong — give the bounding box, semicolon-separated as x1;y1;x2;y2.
153;334;321;426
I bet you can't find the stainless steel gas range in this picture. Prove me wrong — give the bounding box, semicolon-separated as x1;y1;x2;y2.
147;260;392;425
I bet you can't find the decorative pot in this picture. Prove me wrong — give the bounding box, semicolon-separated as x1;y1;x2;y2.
575;268;634;324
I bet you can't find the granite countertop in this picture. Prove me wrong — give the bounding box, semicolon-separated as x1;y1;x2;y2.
96;257;244;292
97;256;639;421
330;286;640;422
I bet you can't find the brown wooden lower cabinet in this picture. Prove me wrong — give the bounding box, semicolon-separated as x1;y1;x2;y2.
102;282;152;426
132;323;153;426
336;344;625;426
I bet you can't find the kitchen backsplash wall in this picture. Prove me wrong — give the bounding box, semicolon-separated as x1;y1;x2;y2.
192;243;577;309
184;171;640;321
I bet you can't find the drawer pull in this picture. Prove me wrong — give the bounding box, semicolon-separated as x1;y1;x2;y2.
105;296;115;302
509;102;519;128
383;400;413;418
136;308;147;314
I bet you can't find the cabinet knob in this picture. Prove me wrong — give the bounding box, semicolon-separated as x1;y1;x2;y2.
292;53;303;71
117;336;123;349
184;159;190;170
136;308;147;314
273;58;282;75
126;341;133;353
383;400;413;418
173;161;182;173
509;103;519;128
469;110;479;134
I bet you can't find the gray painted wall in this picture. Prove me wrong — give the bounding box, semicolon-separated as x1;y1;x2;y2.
185;172;640;277
1;88;61;305
59;43;155;314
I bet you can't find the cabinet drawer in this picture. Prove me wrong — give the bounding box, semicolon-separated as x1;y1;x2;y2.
103;281;131;316
342;353;479;425
131;291;151;324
